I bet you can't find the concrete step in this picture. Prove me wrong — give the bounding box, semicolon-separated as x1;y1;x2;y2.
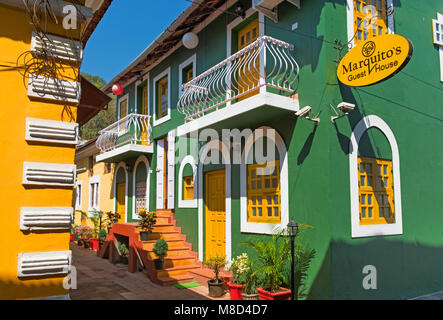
163;255;197;268
155;274;195;286
142;238;185;250
146;246;191;259
148;231;181;240
156;264;201;278
152;224;175;232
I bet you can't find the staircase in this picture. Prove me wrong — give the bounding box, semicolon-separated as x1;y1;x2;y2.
140;209;201;285
98;209;232;287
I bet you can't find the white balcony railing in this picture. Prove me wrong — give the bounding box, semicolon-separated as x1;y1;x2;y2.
96;114;152;153
177;36;300;121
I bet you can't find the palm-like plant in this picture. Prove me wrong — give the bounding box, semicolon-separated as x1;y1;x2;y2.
243;229;290;293
292;247;316;300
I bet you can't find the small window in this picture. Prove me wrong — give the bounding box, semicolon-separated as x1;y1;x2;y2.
120;99;127;119
183;175;194;200
89;182;99;210
157;75;168;119
184;64;194;84
247;160;280;223
75;183;82;210
142;85;148;115
358;157;394;225
353;0;388;44
433;18;443;46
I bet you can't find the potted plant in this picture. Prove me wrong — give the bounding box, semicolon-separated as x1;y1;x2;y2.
227;253;249;300
153;238;168;270
75;225;88;246
70;224;78;242
81;225;93;249
243;228;291;300
98;229;107;248
118;241;129;265
105;211;120;232
204;254;226;297
241;260;260;300
89;210;104;251
138;209;156;241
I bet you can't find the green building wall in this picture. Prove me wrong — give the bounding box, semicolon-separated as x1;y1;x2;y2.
111;0;443;299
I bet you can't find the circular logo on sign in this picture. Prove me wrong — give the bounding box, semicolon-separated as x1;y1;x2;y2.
362;41;376;57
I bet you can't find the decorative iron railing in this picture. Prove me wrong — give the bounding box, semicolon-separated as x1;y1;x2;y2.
177;36;300;121
96;114;152;153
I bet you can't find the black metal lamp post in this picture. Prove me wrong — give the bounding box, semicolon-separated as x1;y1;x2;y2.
287;220;299;300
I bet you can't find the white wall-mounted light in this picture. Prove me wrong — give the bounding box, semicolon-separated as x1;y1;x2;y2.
331;102;355;123
295;106;320;125
182;32;199;49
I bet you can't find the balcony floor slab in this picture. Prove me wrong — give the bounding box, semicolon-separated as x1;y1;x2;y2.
176;92;300;137
96;144;153;163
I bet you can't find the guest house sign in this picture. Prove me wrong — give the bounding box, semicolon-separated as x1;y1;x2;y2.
337;34;413;87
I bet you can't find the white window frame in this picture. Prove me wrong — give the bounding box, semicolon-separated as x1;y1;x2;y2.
435;13;443;82
240;126;289;235
178;155;198;208
88;175;100;216
153;67;171;126
346;0;395;49
178;54;197;97
118;93;129;120
75;180;82;210
349;115;403;238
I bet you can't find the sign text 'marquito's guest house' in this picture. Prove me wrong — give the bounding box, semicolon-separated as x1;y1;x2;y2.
0;0;112;299
94;0;443;299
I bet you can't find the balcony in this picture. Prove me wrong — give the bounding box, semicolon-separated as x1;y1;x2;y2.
176;36;300;136
96;114;153;163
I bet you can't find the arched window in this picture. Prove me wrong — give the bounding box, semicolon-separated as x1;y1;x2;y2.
349;115;402;237
241;126;288;234
178;155;197;208
133;155;150;220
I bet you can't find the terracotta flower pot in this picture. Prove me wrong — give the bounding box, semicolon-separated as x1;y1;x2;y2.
83;239;91;249
77;239;84;247
208;279;225;297
154;258;165;270
69;234;75;242
140;231;149;241
227;282;245;300
257;287;291;300
241;292;260;300
90;238;99;251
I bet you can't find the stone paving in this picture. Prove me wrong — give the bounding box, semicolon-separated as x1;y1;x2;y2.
69;243;220;300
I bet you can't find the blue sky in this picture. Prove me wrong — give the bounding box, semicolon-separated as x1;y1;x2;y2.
81;0;190;83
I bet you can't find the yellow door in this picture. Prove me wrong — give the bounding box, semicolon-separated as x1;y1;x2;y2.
117;183;126;223
205;170;226;260
237;18;260;101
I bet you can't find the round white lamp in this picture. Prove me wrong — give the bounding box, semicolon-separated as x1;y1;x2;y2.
182;32;199;49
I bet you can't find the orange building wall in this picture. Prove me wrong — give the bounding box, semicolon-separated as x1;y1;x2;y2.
0;5;80;299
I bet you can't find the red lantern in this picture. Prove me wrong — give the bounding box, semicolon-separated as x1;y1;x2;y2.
112;83;123;95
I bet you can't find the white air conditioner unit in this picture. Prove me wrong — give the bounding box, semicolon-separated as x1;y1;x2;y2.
252;0;300;23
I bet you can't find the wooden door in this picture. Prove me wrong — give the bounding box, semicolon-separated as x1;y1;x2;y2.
237;18;260;101
117;183;126;223
205;170;226;260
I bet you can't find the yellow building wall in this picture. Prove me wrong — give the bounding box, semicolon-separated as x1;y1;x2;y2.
73;154;114;231
0;5;81;299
